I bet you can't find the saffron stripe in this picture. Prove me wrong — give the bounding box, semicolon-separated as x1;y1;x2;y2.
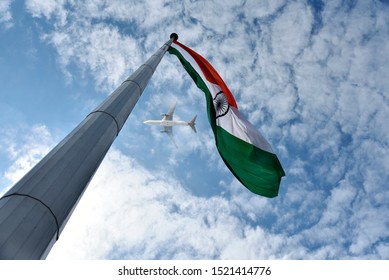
172;41;238;108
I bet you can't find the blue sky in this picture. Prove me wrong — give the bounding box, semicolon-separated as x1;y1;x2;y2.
0;0;388;259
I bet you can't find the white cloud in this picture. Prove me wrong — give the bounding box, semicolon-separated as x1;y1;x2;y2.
271;1;313;63
44;147;308;259
45;22;141;91
245;0;286;20
47;148;240;259
0;124;56;196
0;0;13;29
46;143;388;260
26;0;68;26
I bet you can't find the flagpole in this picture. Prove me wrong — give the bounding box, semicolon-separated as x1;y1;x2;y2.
0;33;179;260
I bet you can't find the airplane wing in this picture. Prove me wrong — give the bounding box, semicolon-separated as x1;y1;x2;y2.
162;103;176;121
162;125;177;147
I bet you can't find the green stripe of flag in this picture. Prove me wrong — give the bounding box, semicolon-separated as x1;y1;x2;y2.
216;126;284;197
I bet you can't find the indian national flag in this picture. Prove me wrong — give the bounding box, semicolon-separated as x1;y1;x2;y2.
168;40;285;198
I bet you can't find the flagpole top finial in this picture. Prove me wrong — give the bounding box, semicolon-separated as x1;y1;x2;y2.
170;33;178;40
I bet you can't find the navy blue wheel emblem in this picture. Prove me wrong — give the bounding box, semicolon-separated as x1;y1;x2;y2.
213;91;229;119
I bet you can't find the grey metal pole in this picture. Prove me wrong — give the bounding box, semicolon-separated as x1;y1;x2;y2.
0;33;179;260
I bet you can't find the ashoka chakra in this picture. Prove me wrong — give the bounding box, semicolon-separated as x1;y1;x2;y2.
213;91;229;119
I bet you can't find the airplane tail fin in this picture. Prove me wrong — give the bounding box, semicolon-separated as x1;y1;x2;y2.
188;115;197;133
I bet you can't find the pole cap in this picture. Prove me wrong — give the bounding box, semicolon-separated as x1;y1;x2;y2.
170;33;178;41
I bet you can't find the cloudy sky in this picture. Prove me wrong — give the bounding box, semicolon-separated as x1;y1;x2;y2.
0;0;388;260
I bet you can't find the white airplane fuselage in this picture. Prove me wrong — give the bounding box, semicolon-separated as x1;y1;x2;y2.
144;120;192;127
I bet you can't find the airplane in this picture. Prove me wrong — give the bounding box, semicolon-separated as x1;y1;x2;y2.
144;103;197;147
